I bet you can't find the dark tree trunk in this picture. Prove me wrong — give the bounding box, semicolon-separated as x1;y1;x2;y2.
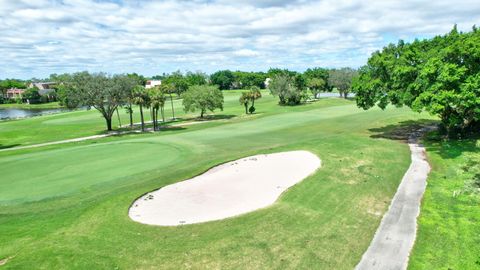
200;109;204;118
128;103;133;127
153;108;157;131
139;105;145;132
105;117;112;131
170;94;175;120
155;108;159;131
244;104;248;114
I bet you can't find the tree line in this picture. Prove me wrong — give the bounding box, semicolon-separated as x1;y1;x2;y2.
353;26;480;135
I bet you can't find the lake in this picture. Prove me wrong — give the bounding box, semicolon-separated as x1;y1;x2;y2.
0;108;73;120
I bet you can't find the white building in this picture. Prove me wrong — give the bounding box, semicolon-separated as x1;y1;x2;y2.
145;80;162;89
264;78;271;88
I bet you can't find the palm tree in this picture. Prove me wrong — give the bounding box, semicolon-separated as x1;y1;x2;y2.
249;86;262;112
161;83;177;120
148;87;166;131
132;85;149;132
239;92;250;114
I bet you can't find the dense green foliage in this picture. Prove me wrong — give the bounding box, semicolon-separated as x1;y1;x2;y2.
304;67;329;97
353;26;480;134
268;74;307;105
182;85;224;117
0;79;26;98
22;88;41;103
210;70;235;90
162;71;189;95
68;72;137;130
232;71;267;89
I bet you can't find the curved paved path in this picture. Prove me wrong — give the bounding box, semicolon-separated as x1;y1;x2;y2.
355;128;433;270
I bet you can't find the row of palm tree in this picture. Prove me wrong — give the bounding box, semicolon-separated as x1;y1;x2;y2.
129;85;168;132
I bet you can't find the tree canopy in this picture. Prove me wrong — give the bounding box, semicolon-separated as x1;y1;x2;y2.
353;26;480;134
68;72;137;130
182;85;224;118
210;70;235;90
268;74;307;105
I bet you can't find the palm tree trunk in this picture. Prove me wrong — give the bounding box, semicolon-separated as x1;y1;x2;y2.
170;94;175;120
140;105;145;132
128;103;133;127
161;106;165;123
155;108;159;131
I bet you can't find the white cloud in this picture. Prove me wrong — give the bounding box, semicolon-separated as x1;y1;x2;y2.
0;0;479;78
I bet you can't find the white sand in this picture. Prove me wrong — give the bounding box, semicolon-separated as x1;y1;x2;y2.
129;150;321;226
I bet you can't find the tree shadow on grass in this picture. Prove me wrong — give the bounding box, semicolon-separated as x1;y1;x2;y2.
191;114;236;121
368;119;438;142
0;144;21;150
369;119;479;159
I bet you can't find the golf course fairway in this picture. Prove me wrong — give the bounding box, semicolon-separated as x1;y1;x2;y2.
0;95;436;269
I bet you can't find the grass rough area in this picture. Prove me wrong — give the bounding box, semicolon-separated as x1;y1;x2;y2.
0;95;434;269
409;134;480;269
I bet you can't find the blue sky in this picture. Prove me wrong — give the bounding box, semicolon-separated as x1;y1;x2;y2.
0;0;479;79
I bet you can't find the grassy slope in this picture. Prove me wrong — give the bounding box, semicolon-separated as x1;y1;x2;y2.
409;135;480;269
0;95;435;269
0;102;64;109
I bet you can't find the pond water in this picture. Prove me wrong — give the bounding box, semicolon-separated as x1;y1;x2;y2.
0;108;73;120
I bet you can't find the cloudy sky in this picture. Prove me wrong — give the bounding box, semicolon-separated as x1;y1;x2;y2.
0;0;479;79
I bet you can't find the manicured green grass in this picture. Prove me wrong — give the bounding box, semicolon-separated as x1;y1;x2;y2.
0;94;435;269
0;90;282;148
409;134;480;269
0;102;64;109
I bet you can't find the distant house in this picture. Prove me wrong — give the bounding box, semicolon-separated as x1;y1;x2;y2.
28;82;56;97
145;80;161;89
5;88;25;99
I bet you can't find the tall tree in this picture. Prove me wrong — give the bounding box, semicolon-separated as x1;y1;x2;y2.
161;82;177;120
248;86;262;113
182;85;224;118
239;92;251;114
328;68;358;98
307;78;326;99
148;87;166;131
132;85;149;132
69;72;131;131
353;26;480;133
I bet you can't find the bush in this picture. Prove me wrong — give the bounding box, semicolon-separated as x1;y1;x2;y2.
268;74;307;105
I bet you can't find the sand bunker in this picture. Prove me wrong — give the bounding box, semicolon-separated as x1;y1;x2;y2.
129;150;321;226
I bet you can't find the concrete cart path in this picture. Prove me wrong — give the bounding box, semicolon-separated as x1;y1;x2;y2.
355;129;432;270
